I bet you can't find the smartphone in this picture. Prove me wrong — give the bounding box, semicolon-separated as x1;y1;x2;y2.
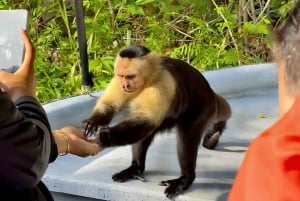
0;9;28;72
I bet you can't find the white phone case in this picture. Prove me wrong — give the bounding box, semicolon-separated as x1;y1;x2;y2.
0;9;28;71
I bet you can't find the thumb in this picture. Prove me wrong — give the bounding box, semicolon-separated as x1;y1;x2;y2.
15;29;35;77
70;136;104;157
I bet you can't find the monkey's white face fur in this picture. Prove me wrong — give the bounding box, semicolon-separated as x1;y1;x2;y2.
114;56;150;93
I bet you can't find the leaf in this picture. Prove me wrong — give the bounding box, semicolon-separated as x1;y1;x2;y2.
127;4;145;15
219;49;239;66
135;0;156;5
257;113;266;118
243;22;268;35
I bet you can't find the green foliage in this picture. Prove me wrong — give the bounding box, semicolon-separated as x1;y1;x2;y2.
0;0;295;102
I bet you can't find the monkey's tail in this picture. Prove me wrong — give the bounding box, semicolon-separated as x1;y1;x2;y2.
202;95;231;150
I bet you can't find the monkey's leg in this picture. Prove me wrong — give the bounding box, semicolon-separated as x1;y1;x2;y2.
159;121;204;199
202;94;231;149
112;133;155;182
202;120;226;149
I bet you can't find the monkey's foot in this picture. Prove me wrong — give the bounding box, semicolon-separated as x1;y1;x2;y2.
203;121;226;149
159;176;193;199
112;165;146;182
202;131;220;149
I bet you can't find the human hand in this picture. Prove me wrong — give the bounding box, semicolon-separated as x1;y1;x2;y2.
54;126;104;157
0;29;36;101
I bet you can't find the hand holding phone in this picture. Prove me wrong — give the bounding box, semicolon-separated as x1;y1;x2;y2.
0;29;36;101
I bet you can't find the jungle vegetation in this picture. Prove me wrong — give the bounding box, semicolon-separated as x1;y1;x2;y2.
1;0;295;103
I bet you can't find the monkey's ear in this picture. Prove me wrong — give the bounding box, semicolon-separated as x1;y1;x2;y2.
119;45;151;58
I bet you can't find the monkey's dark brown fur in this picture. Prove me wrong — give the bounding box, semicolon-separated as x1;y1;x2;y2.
82;45;231;199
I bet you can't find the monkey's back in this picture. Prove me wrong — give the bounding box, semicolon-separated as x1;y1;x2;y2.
160;57;217;123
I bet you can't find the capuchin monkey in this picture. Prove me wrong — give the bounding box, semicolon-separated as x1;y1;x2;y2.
82;45;231;199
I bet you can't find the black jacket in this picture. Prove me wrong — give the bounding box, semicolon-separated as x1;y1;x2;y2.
0;91;58;200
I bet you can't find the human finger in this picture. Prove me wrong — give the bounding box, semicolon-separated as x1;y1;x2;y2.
69;135;104;157
16;29;35;76
61;126;87;139
0;69;9;80
0;82;7;92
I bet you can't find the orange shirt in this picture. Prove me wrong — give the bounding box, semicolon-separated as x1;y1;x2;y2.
228;96;300;201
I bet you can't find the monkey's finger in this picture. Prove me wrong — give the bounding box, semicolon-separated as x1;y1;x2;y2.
62;125;96;141
81;120;97;138
133;174;147;182
158;180;170;186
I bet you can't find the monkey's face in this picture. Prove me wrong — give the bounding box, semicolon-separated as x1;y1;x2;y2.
117;74;141;93
114;57;145;93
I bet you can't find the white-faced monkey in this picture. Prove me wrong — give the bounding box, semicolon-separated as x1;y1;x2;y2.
82;45;232;199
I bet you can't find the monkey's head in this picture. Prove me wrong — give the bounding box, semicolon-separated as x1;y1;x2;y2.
114;45;161;93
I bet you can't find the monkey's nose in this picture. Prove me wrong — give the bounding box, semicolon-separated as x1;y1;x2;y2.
123;85;130;90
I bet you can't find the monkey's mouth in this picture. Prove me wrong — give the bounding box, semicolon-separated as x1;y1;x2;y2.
123;89;136;93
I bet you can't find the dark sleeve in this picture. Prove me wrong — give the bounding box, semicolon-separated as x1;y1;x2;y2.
0;91;58;189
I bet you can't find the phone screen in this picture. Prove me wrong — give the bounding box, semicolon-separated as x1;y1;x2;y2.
0;9;28;72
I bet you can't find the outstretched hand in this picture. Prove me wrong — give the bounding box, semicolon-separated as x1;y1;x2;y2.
0;29;36;100
57;126;105;157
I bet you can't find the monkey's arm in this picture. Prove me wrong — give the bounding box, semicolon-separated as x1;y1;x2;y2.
82;77;130;138
98;72;176;147
89;77;128;125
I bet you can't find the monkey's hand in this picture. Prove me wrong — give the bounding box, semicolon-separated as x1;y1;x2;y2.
96;126;112;147
81;118;109;138
81;118;99;139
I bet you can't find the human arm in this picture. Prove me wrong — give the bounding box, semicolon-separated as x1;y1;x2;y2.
53;126;104;157
0;91;57;188
0;30;57;189
0;30;103;189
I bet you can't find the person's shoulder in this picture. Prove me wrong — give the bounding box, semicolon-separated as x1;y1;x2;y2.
246;126;280;154
249;123;300;158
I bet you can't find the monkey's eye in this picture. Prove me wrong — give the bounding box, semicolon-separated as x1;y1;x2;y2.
125;75;136;80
